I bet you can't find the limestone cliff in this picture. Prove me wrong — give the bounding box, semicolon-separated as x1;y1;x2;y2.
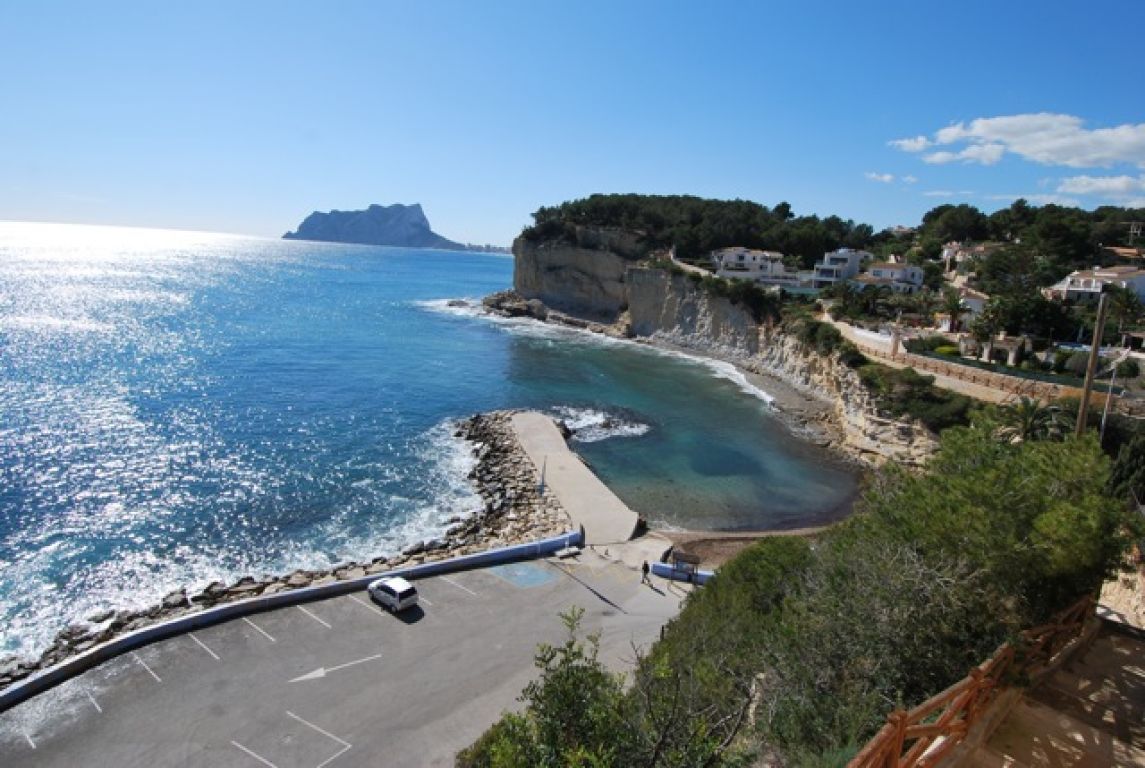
508;231;938;466
513;226;647;321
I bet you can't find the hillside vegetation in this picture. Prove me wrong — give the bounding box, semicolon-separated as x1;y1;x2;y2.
459;424;1139;767
522;194;873;266
522;193;1145;282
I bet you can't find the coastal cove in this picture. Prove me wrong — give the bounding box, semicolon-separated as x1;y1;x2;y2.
0;223;858;661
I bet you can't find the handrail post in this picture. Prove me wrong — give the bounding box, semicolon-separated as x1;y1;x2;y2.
888;710;908;767
965;667;987;721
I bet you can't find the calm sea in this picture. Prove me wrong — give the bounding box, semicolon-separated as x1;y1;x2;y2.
0;222;856;656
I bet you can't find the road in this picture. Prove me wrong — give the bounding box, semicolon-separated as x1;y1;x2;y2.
0;552;685;768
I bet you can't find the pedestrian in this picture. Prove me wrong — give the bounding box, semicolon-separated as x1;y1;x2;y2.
641;560;650;584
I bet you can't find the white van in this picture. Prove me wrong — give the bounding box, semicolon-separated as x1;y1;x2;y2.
367;576;419;613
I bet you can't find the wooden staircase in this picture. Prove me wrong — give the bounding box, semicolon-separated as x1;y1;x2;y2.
972;625;1145;767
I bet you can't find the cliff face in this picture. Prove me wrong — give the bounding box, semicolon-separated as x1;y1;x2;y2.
513;227;647;321
284;203;465;250
510;232;938;466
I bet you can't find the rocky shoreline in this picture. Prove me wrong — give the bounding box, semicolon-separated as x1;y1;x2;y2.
0;411;570;692
482;289;859;464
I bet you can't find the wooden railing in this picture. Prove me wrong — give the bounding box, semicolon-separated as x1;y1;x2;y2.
847;594;1094;768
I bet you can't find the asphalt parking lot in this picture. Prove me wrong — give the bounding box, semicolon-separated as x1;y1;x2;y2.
0;552;685;768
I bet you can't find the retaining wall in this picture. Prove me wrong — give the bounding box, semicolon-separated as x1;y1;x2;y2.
651;561;714;586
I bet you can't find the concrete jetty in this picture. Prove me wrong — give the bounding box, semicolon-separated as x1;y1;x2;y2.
510;411;640;546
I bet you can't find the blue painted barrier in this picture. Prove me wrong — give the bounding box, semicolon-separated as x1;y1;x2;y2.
0;528;583;713
650;561;714;586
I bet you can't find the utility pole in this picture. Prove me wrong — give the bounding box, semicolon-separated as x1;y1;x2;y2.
1075;291;1110;437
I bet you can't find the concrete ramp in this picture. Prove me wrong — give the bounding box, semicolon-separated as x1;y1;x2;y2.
510;411;640;546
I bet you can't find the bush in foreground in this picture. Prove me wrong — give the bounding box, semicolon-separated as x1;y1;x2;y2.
459;426;1134;767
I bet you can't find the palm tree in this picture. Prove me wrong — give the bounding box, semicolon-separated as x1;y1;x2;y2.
1105;284;1143;336
995;397;1067;443
940;286;966;332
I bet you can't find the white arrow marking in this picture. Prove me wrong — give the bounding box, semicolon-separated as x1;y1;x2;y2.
289;653;383;683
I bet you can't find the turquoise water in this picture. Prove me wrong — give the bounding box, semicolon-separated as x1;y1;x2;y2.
0;222;856;656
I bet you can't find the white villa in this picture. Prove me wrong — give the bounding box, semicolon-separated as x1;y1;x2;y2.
936;286;990;332
812;248;869;289
853;262;925;293
1043;265;1145;303
710;247;802;287
941;241;1004;273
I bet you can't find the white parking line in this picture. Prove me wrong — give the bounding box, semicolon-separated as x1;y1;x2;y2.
85;690;103;713
231;739;279;767
296;605;332;629
243;616;277;643
132;652;162;683
347;594;386;616
440;575;478;597
285;710;352;768
189;632;220;660
23;731;36;749
419;595;434;607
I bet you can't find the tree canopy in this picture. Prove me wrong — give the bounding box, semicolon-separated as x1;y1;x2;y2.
522;194;876;266
523;194;1145;280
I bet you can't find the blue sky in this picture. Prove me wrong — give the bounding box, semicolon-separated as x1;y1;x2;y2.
2;1;1143;245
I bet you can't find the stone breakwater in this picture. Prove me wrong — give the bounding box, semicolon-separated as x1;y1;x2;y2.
0;411;569;692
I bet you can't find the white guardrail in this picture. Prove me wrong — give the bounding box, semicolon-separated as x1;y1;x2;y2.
0;529;584;713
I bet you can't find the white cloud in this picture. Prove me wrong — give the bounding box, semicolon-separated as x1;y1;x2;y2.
922;151;959;165
922;190;975;198
959;143;1006;165
923;143;1005;166
1056;174;1145;197
902;175;918;184
985;193;1082;207
892;113;1145;169
888;135;931;152
865;171;895;183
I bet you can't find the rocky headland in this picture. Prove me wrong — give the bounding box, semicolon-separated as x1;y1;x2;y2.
284;202;473;250
0;411;569;692
487;227;940;467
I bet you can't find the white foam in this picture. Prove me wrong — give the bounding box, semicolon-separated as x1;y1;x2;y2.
421;297;776;405
416;298;625;346
653;350;776;405
416;297;487;319
552;406;651;443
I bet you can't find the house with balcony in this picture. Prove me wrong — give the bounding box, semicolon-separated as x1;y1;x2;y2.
853;262;925;293
1043;265;1145;303
812;248;869;289
710;247;802;287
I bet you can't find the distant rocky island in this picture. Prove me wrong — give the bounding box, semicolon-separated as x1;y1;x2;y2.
283;203;508;253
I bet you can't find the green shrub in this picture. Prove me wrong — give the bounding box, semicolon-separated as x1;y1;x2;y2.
1065;351;1090;376
463;430;1137;767
1052;349;1071;373
933;345;960;356
693;274;782;323
857;364;973;433
911;335;952;353
837;342;867;368
1116;358;1140;379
